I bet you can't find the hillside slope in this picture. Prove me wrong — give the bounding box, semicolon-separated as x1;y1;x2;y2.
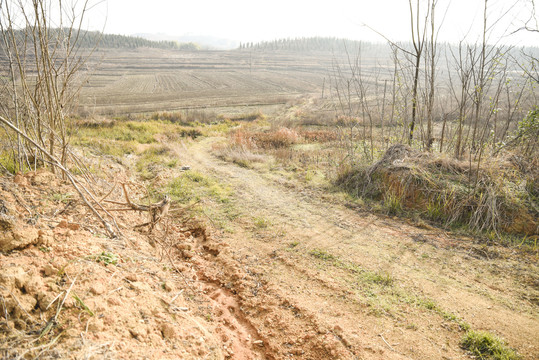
1;133;537;359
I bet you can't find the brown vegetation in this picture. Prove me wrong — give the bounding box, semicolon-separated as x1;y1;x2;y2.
337;144;538;236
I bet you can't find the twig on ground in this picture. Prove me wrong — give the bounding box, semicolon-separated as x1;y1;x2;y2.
0;285;36;322
17;332;63;360
99;183;118;203
169;290;184;306
379;333;396;352
45;292;64;311
104;183;170;233
55;276;77;322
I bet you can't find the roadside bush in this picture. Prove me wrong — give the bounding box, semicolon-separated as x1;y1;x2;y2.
253;127;299;149
337;144;538;237
299;129;338;143
151;109;218;125
231;129;257;149
230;111;266;122
461;330;519;360
214;144;267;168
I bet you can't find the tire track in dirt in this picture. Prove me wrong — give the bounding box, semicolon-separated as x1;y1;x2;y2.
172;137;539;359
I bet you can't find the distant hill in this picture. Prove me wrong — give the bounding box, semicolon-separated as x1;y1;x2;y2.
78;30;200;50
0;28;200;50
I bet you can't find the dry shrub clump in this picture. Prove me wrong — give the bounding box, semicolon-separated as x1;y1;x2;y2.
215;127;300;167
213;130;266;167
231;129;257;149
151;109;218;124
230;111;266;122
252;127;299;149
337;144;538;236
299;129;338;143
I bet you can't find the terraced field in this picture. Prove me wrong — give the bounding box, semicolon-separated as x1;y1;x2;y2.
78;48;343;115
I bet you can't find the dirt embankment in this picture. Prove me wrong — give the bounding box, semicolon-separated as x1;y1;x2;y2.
1;166;370;360
0;170;273;359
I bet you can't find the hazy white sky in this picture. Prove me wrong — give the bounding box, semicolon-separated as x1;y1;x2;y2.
86;0;537;45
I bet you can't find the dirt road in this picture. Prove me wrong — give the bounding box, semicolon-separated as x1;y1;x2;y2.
176;137;539;359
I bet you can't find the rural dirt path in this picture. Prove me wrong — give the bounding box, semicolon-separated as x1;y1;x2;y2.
174;137;538;359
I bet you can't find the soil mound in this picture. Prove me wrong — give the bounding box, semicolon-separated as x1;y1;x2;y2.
337;145;538;236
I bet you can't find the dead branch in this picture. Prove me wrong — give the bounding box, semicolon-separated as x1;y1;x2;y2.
104;183;170;233
0;115;119;238
379;333;396;352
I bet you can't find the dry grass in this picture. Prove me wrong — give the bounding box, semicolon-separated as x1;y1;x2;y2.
298;129;338;143
229;111;266;122
336;144;539;238
213;144;267;168
252;127;300;149
150;109;219;125
214;127;302;168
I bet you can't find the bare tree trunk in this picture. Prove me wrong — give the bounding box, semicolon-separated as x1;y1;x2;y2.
425;0;438;151
407;0;429;145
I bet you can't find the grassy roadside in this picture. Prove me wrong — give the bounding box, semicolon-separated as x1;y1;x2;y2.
305;247;521;359
211;106;538;251
70;113;242;231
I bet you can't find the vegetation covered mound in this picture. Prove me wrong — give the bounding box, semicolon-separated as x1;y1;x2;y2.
337;144;538;237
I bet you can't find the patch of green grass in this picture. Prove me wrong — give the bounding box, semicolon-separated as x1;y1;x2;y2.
230;111;266;122
253;216;271;229
165;170;231;204
461;330;519;360
362;271;394;286
309;248;394;286
135;145;177;179
233;158;251;168
51;192;75;203
76;121;159;144
309;248;337;261
415;297;438;310
149;169;237;232
72;120;201;160
406;296;470;330
425;196;447;222
89;251;119;266
0;150;25;174
74;138;138;158
383;191;403;215
308;248;474;332
72;292;94;316
204;119;238;135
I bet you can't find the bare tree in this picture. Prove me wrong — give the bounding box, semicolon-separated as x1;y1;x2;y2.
447;42;474;158
406;0;429;145
425;0;442;151
0;0;119;237
0;0;96;172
